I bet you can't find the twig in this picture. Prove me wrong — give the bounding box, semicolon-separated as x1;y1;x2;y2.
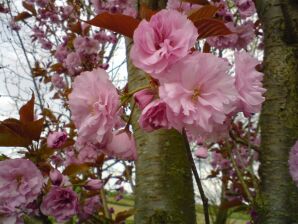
182;129;210;224
228;147;254;202
229;130;260;153
6;0;44;111
100;188;112;220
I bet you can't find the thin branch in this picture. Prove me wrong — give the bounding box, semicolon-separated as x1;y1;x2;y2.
228;147;254;203
182;129;210;224
6;0;44;111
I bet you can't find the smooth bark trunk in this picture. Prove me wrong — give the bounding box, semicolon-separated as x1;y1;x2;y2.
255;0;298;223
125;1;196;223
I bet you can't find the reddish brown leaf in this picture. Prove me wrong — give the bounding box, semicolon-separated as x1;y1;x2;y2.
50;63;63;72
195;18;233;39
61;139;75;148
63;164;90;176
140;4;157;20
14;11;32;21
115;209;135;223
42;108;57;122
222;199;243;209
85;12;140;38
69;21;82;34
0;119;31;147
23;118;44;141
19;93;35;122
182;0;210;5
39;145;55;160
22;1;36;16
188;5;218;22
203;42;211;53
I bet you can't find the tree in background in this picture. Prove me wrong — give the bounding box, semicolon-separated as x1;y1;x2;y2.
0;0;297;224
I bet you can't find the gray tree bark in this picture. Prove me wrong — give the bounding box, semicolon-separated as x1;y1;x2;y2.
255;0;298;223
125;1;197;223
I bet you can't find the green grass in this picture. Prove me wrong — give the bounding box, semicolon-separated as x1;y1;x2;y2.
107;194;249;224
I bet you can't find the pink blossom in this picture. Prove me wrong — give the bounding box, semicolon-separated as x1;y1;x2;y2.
73;36;99;56
64;147;81;166
51;74;65;89
104;130;137;161
49;169;63;186
100;63;109;70
41;186;78;222
289;141;298;187
159;53;238;136
61;5;75;19
211;152;231;170
235;0;256;18
206;22;238;50
68;68;120;145
36;0;49;7
91;0;102;14
234;21;255;50
54;44;68;62
0;4;9;13
84;179;103;190
235;51;265;115
134;89;155;110
47;131;67;148
166;0;201;14
77;144;99;164
50;169;71;187
39;38;52;50
78;196;101;221
123;7;137;18
139;99;174;132
9;20;20;31
207;21;255;50
64;52;81;75
214;1;233;22
0;159;43;215
195;147;208;159
130;9;198;75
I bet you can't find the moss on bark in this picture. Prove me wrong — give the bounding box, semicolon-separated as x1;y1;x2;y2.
255;0;298;223
125;1;197;222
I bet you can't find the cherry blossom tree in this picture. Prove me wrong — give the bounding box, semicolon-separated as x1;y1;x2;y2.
0;0;297;224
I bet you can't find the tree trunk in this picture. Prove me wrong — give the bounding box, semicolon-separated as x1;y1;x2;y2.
125;2;196;223
255;0;298;223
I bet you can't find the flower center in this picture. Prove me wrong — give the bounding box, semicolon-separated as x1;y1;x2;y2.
192;88;200;102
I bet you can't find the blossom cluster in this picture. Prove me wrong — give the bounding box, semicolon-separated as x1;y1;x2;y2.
207;0;258;50
0;157;109;223
130;9;265;141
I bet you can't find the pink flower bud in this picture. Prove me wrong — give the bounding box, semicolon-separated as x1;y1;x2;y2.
49;169;63;186
47;131;67;148
134;89;155;110
195;147;208;159
51;74;65;89
84;179;103;190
